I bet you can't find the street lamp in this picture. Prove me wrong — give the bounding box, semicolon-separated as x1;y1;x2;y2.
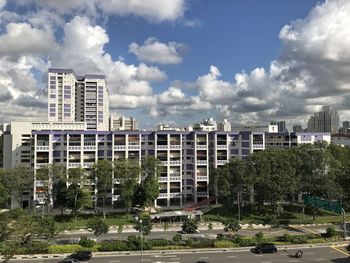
135;216;143;263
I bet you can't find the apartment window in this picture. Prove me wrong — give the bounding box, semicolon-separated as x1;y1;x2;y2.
50;76;56;80
49;113;55;117
50;81;56;84
64;95;71;98
50;94;56;98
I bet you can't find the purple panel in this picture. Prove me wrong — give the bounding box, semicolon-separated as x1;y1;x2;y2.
241;132;250;140
49;113;55;117
53;151;60;157
301;135;312;141
242;141;250;148
242;149;250;155
107;150;112;156
186;149;193;155
50;81;56;84
148;150;155;155
98;150;104;156
50;94;56;98
231;149;239;155
186;164;193;170
64;95;71;98
50;76;56;80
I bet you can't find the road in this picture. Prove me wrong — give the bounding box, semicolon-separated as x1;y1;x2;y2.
58;224;341;242
8;245;350;263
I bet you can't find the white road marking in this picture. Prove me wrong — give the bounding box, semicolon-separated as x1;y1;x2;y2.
315;259;325;261
109;261;120;263
254;254;264;257
227;255;236;258
289;260;299;263
199;256;209;259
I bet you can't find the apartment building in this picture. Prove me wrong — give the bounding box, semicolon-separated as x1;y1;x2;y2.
48;69;109;131
110;115;139;131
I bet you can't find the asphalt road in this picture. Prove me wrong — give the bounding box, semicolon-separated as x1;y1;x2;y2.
8;246;350;263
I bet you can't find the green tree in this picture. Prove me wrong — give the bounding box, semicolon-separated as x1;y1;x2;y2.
223;219;241;235
181;219;198;234
66;183;91;222
114;159;141;213
92;160;113;219
0;171;9;208
134;218;152;235
255;231;264;244
141;157;161;211
86;217;109;237
1;166;34;209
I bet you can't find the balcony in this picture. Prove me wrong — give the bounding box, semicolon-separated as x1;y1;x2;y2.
197;160;207;165
161;161;168;165
159;193;168;198
196;176;208;181
253;144;264;149
68;163;81;168
159;177;168;182
82;162;94;168
197;191;208;197
169;192;181;198
83;146;96;151
169;160;181;165
217;160;228;165
157;145;168;149
170;144;181;149
128;144;140;150
36;163;48;168
196;145;207;149
216;145;227;149
114;145;126;150
36;146;49;151
169;177;181;181
68;146;81;151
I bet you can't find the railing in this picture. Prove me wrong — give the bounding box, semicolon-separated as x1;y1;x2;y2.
169;160;181;165
197;160;207;165
197;191;208;197
36;163;48;168
159;193;168;197
169;192;181;197
159;177;168;182
197;176;208;181
36;198;45;204
216;145;227;149
217;160;228;165
114;145;126;150
169;172;181;177
68;146;81;151
253;144;264;149
156;145;168;149
82;162;94;168
83;146;96;150
36;146;49;151
196;145;207;149
169;177;181;181
128;145;140;150
68;163;81;168
170;145;181;149
161;161;168;165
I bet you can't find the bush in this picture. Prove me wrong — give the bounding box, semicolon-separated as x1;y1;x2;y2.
233;236;256;247
99;240;128;252
325;227;338;238
181;219;198;234
190;240;214;249
255;232;264;244
173;234;182;243
79;236;96;248
149;239;172;247
48;244;85;254
216;233;224;241
16;241;49;254
214;240;238;248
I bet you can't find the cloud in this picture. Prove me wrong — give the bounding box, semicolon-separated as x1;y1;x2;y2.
14;0;186;22
129;37;187;64
0;0;6;10
136;63;167;82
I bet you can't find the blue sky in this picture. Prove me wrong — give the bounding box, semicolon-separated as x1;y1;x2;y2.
1;0;350;129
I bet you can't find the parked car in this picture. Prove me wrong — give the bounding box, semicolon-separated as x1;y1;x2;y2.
68;251;92;261
58;258;80;263
254;243;277;254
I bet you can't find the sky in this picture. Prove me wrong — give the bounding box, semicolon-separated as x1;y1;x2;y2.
0;0;350;129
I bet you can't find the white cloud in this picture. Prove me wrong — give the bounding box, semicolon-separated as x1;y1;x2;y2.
0;0;6;10
0;22;58;57
136;63;167;82
129;37;187;64
158;87;188;105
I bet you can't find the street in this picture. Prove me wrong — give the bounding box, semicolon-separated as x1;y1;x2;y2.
8;246;350;263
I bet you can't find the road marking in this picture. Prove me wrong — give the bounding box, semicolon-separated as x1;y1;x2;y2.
289;260;299;263
330;245;350;257
315;259;325;261
305;252;314;254
254;254;264;257
109;261;120;263
261;261;272;263
199;256;209;259
227;255;236;258
290;225;318;234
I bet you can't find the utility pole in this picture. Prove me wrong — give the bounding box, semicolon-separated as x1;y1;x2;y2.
341;208;347;240
237;191;241;222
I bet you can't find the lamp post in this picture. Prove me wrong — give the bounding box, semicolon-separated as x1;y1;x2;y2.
135;216;143;263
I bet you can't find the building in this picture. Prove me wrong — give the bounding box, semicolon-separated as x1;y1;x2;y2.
332;134;350;147
217;119;231;131
293;125;303;132
307;106;339;133
193;118;217;131
343;121;350;129
270;121;286;132
110;114;138;131
235;124;278;133
48;68;109;131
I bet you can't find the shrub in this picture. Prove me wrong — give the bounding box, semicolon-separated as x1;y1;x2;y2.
181;219;198;234
190;240;214;248
118;224;123;233
19;241;49;254
99;241;128;252
149;239;172;247
79;236;96;248
48;244;85;254
216;233;224;241
173;234;182;243
208;223;213;230
233;236;256;247
325;227;338;238
214;240;238;248
255;231;264;244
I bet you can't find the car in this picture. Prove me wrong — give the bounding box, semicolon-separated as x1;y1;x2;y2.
254;243;277;254
68;251;92;261
58;258;80;263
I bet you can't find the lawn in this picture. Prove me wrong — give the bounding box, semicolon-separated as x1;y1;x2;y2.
203;204;348;225
55;213;135;230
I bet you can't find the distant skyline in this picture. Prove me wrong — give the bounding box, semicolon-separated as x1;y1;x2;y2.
1;0;350;129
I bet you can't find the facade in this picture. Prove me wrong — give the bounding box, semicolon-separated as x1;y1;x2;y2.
270;121;286;132
217;119;231;131
343;121;350;129
332;134;350;147
307;106;339;133
193;118;217;131
110;115;138;131
48;69;109;131
293;125;303;132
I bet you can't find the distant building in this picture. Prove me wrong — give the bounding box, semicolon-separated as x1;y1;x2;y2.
217;119;231;131
343;121;350;129
307;106;339;133
293;125;303;132
235;124;278;133
193;118;217;131
110;114;138;131
270;121;286;132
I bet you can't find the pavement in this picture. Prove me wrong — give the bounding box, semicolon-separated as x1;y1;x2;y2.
7;244;350;263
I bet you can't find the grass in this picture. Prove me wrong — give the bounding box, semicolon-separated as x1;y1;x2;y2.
203;204;348;225
55;213;135;230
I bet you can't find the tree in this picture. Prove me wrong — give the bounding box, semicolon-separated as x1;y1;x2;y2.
114;159;141;212
92;160;113;219
0;166;34;209
262;214;280;234
0;171;9;208
86;217;109;237
255;231;264;244
134;218;152;235
66;183;91;222
181;219;198;234
141;157;161;211
223;219;241;235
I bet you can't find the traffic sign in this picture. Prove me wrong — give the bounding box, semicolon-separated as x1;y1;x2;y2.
303;195;342;214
